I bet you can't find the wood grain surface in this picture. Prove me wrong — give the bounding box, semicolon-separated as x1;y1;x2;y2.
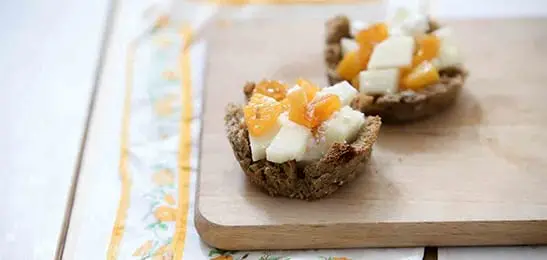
195;18;547;250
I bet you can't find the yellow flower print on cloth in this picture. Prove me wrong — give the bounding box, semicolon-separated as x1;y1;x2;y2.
154;206;177;222
152;169;175;186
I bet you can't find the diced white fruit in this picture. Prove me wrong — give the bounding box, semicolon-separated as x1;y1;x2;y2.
302;106;366;161
433;41;462;69
431;27;462;69
388;8;410;36
323;106;366;148
318;81;358;106
249;124;280;162
388;8;429;36
389;7;411;26
301;135;328;161
340;38;359;55
387;27;405;36
266;120;311;163
368;36;415;69
351;20;368;37
399;14;429;36
359;68;400;95
277;111;290;126
281;111;326;161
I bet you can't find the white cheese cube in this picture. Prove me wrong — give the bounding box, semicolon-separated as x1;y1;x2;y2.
388;8;428;36
340;38;359;55
398;14;429;36
359;68;400;95
249;126;279;161
388;27;406;37
368;36;415;69
301;135;328;161
351;20;368;37
431;27;462;69
277;111;290;126
318;81;358;106
266;120;311;163
389;7;411;26
323;106;366;148
388;8;410;36
433;41;462;69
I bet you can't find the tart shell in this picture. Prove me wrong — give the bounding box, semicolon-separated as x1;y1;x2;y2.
325;16;468;123
225;102;381;200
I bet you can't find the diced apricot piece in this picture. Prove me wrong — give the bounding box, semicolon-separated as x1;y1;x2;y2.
412;35;441;68
280;98;290;111
355;23;389;48
253;80;288;101
336;44;373;82
286;87;314;128
296;78;319;101
309;94;342;123
336;51;363;81
243;94;284;136
285;85;343;129
357;44;373;70
402;61;440;90
398;67;411;88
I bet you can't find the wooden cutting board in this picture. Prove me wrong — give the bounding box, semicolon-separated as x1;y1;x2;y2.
195;18;547;250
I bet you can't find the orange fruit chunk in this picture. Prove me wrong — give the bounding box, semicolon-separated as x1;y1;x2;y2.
335;44;373;81
286;85;343;128
399;36;440;90
412;35;441;68
287;86;314;128
358;44;373;70
280;98;290;111
253;80;288;101
296;78;319;100
243;94;284;137
398;67;411;88
355;23;389;48
402;61;440;90
336;51;363;81
309;94;342;124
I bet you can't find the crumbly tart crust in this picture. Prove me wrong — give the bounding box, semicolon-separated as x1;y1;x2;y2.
225;103;381;200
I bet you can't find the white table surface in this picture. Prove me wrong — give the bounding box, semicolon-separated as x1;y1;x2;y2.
2;0;547;259
0;0;109;259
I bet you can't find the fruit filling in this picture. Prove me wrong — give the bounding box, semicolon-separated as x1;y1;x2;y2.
243;94;284;137
253;80;288;101
244;80;364;163
287;86;314;128
308;94;342;124
335;8;463;95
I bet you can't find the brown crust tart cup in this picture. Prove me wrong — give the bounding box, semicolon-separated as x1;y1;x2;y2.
325;16;469;123
225;83;382;200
